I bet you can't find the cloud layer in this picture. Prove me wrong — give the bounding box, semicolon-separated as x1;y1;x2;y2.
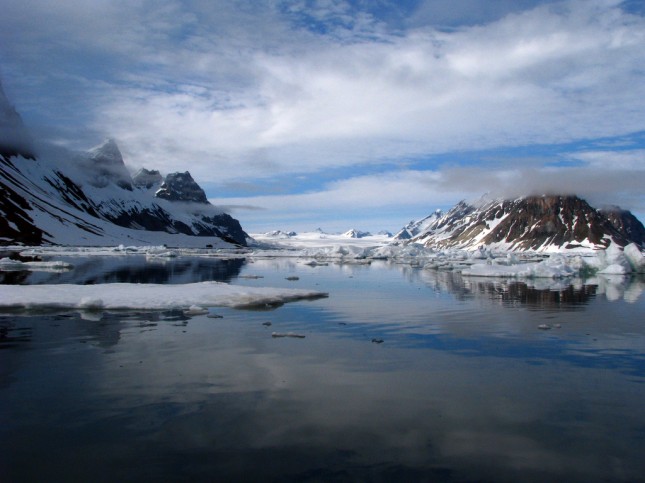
1;0;644;230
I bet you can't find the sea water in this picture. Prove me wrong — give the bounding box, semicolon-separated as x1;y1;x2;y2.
1;255;644;482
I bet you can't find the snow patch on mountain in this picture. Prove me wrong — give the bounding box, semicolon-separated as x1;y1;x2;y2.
342;229;372;238
397;196;644;252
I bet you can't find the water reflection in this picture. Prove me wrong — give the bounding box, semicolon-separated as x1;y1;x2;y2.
466;278;598;310
0;255;245;285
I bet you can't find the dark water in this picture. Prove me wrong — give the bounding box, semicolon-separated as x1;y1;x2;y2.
1;256;645;482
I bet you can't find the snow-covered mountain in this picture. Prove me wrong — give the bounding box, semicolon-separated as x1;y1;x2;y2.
399;195;645;251
393;209;443;240
261;230;298;239
0;85;248;247
342;229;372;238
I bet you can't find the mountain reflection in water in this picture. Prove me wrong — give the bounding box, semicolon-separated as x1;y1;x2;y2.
0;255;246;285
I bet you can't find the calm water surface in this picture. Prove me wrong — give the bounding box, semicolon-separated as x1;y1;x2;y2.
1;255;645;482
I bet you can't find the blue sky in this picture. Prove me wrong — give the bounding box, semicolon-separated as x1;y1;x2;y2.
1;0;644;233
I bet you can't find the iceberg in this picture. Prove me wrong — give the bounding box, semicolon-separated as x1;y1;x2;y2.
623;243;645;273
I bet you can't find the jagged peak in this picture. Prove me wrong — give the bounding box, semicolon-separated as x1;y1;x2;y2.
88;138;123;165
83;138;132;190
155;171;209;204
132;168;163;189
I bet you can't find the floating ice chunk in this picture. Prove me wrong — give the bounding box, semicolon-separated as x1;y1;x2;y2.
461;252;583;278
0;281;328;312
79;298;104;309
0;257;73;272
185;305;209;315
623;243;645;273
0;257;23;268
598;264;631;275
594;243;632;274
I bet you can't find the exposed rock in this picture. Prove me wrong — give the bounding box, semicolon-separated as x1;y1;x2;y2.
405;195;644;251
156;171;208;203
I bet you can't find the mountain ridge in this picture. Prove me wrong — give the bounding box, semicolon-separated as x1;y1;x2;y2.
397;195;645;251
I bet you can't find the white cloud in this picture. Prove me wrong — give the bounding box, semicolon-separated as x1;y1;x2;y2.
65;0;644;185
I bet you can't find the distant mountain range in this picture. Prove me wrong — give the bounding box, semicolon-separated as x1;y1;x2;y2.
395;195;645;251
0;83;247;247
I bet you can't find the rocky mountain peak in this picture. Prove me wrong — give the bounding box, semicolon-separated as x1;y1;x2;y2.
85;139;133;190
402;194;644;251
155;171;208;203
88;138;122;165
599;206;645;246
132;168;163;190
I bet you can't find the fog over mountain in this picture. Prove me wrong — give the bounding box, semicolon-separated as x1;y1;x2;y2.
0;83;247;247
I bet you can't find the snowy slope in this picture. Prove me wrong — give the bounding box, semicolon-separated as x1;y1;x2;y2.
393;209;443;240
0;85;248;247
401;195;645;252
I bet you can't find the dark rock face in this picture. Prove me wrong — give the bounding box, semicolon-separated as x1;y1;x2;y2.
155;171;208;203
599;207;645;247
476;196;614;250
409;195;645;250
0;155;45;245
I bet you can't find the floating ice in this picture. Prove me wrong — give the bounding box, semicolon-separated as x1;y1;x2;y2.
460;254;580;279
185;305;209;315
624;243;645;273
0;281;328;312
0;257;73;272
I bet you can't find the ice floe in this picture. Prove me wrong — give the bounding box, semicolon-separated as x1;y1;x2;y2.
4;237;644;282
0;281;328;312
0;257;73;272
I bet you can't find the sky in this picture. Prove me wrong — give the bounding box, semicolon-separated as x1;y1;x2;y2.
1;0;644;233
